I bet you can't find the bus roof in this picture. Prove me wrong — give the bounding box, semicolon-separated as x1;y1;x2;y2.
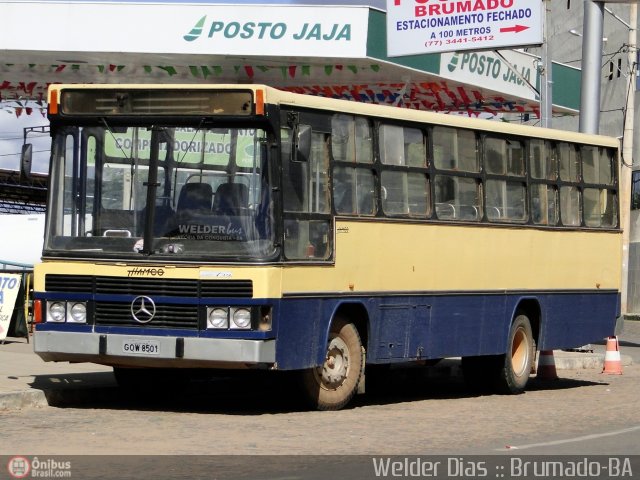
47;83;620;149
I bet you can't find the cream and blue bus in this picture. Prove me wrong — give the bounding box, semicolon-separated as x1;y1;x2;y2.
29;84;621;410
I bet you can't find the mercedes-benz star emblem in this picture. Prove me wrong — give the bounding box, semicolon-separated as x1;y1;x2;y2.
131;296;156;324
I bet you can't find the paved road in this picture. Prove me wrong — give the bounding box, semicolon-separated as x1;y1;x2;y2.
0;322;638;479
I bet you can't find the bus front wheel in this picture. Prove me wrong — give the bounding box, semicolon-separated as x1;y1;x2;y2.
301;318;363;411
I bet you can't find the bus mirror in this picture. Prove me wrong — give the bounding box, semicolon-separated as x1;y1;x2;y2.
20;144;33;180
295;125;312;162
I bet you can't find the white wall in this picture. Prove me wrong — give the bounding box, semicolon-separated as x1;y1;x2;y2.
0;214;45;267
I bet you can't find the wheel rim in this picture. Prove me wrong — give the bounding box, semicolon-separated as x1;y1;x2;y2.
511;327;530;377
314;335;350;390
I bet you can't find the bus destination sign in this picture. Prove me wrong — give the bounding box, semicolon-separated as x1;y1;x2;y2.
386;0;544;56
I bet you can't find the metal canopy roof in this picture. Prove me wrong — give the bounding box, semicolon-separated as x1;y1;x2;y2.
0;169;48;213
0;2;581;118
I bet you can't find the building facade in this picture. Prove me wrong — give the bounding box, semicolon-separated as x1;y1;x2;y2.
522;1;640;314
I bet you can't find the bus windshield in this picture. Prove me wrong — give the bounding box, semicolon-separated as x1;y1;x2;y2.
44;125;275;261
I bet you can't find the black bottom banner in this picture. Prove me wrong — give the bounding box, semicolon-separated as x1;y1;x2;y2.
2;455;638;480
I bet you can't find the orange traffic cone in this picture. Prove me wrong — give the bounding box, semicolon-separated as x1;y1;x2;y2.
536;350;558;380
602;336;623;375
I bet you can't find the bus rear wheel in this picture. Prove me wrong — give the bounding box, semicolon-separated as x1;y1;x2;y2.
301;318;363;411
495;314;534;394
462;314;534;394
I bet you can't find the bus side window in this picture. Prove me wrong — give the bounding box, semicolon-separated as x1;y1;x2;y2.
331;115;375;216
282;128;304;212
531;185;559;225
331;115;373;164
584;188;617;227
283;128;330;215
483;137;526;223
282;122;333;260
582;146;613;185
379;124;429;217
284;219;331;260
560;186;581;226
530;140;558;226
333;166;354;213
435;175;481;221
433;127;480;221
558;142;582;226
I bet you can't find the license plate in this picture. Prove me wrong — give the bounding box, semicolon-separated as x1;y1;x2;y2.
122;339;160;355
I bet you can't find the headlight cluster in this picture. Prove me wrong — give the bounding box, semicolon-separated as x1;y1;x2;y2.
46;301;88;323
206;306;272;331
207;307;252;330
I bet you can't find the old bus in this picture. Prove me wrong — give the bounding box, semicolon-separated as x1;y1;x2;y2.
30;84;621;410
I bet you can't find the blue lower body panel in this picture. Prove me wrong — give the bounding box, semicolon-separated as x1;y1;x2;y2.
274;290;620;370
35;289;619;371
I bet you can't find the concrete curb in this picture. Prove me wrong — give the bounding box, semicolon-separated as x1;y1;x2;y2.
0;389;48;411
0;386;123;411
553;352;633;370
378;351;635;382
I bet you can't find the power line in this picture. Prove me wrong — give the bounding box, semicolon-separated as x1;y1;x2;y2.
0;149;49;158
0;133;50;139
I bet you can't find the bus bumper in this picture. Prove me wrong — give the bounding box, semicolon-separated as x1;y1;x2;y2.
34;331;276;368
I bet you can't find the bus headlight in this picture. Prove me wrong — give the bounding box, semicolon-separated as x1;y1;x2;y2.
47;302;66;322
230;307;252;330
67;302;87;323
207;307;229;329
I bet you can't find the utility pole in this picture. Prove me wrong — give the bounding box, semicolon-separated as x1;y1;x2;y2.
579;1;605;134
577;1;638;315
621;3;637;315
540;0;552;128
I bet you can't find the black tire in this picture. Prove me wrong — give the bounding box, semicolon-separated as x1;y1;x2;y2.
462;314;534;395
301;318;363;411
494;314;534;394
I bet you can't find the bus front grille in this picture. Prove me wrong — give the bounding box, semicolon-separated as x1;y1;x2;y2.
94;302;199;329
200;280;253;297
45;275;94;292
95;276;198;296
45;274;253;298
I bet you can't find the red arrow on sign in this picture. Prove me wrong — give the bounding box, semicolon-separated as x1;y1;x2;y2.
500;25;530;33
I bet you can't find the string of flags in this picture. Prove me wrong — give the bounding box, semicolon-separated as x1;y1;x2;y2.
0;62;537;116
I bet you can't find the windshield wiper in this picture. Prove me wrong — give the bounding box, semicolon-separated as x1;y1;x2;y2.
100;117;132;163
176;119;206;165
